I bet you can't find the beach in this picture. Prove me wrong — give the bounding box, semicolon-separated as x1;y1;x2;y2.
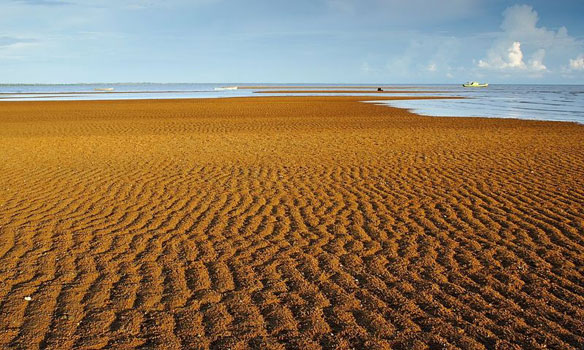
1;96;583;349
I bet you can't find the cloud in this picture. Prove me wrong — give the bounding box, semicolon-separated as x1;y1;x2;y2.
0;36;36;48
368;33;462;82
0;36;39;61
528;49;546;71
325;0;482;22
478;41;524;70
11;0;215;8
476;4;583;75
570;56;584;71
500;4;539;34
478;41;548;72
13;0;71;5
89;0;218;10
507;42;526;69
499;5;572;48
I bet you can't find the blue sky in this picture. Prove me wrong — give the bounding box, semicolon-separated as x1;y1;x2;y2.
1;0;584;83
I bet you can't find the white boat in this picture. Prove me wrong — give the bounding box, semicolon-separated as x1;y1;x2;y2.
463;81;488;88
94;88;114;92
214;86;238;91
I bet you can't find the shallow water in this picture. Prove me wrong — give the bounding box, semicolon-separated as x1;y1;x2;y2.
377;84;584;124
1;83;582;124
0;83;393;101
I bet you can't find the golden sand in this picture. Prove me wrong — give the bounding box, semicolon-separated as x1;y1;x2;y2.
0;96;583;349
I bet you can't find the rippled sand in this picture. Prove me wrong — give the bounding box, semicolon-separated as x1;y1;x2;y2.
1;97;583;349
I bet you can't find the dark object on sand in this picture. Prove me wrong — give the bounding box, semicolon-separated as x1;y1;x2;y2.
377;88;383;92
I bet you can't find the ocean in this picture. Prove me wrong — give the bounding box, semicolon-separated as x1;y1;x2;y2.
1;83;582;124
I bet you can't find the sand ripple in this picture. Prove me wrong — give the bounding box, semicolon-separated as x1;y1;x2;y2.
0;97;583;349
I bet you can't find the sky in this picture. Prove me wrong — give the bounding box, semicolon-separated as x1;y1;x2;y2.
1;0;584;84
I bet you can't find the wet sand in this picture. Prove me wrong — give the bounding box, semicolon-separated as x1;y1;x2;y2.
238;86;438;90
0;96;583;349
254;90;445;94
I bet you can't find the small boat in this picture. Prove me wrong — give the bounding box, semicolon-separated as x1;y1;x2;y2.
214;86;238;91
94;88;114;92
463;81;488;88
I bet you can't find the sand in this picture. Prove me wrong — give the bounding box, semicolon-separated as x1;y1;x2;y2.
238;86;439;90
0;96;583;349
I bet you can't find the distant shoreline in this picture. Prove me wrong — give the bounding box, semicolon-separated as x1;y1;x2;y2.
0;84;582;125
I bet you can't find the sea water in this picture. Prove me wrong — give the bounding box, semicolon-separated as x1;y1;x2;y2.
0;83;582;124
377;84;584;125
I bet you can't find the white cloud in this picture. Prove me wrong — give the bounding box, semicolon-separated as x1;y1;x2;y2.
500;4;539;34
475;4;581;74
506;41;525;68
569;56;584;71
478;41;527;70
0;36;37;50
0;35;40;60
528;49;546;71
427;63;437;72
